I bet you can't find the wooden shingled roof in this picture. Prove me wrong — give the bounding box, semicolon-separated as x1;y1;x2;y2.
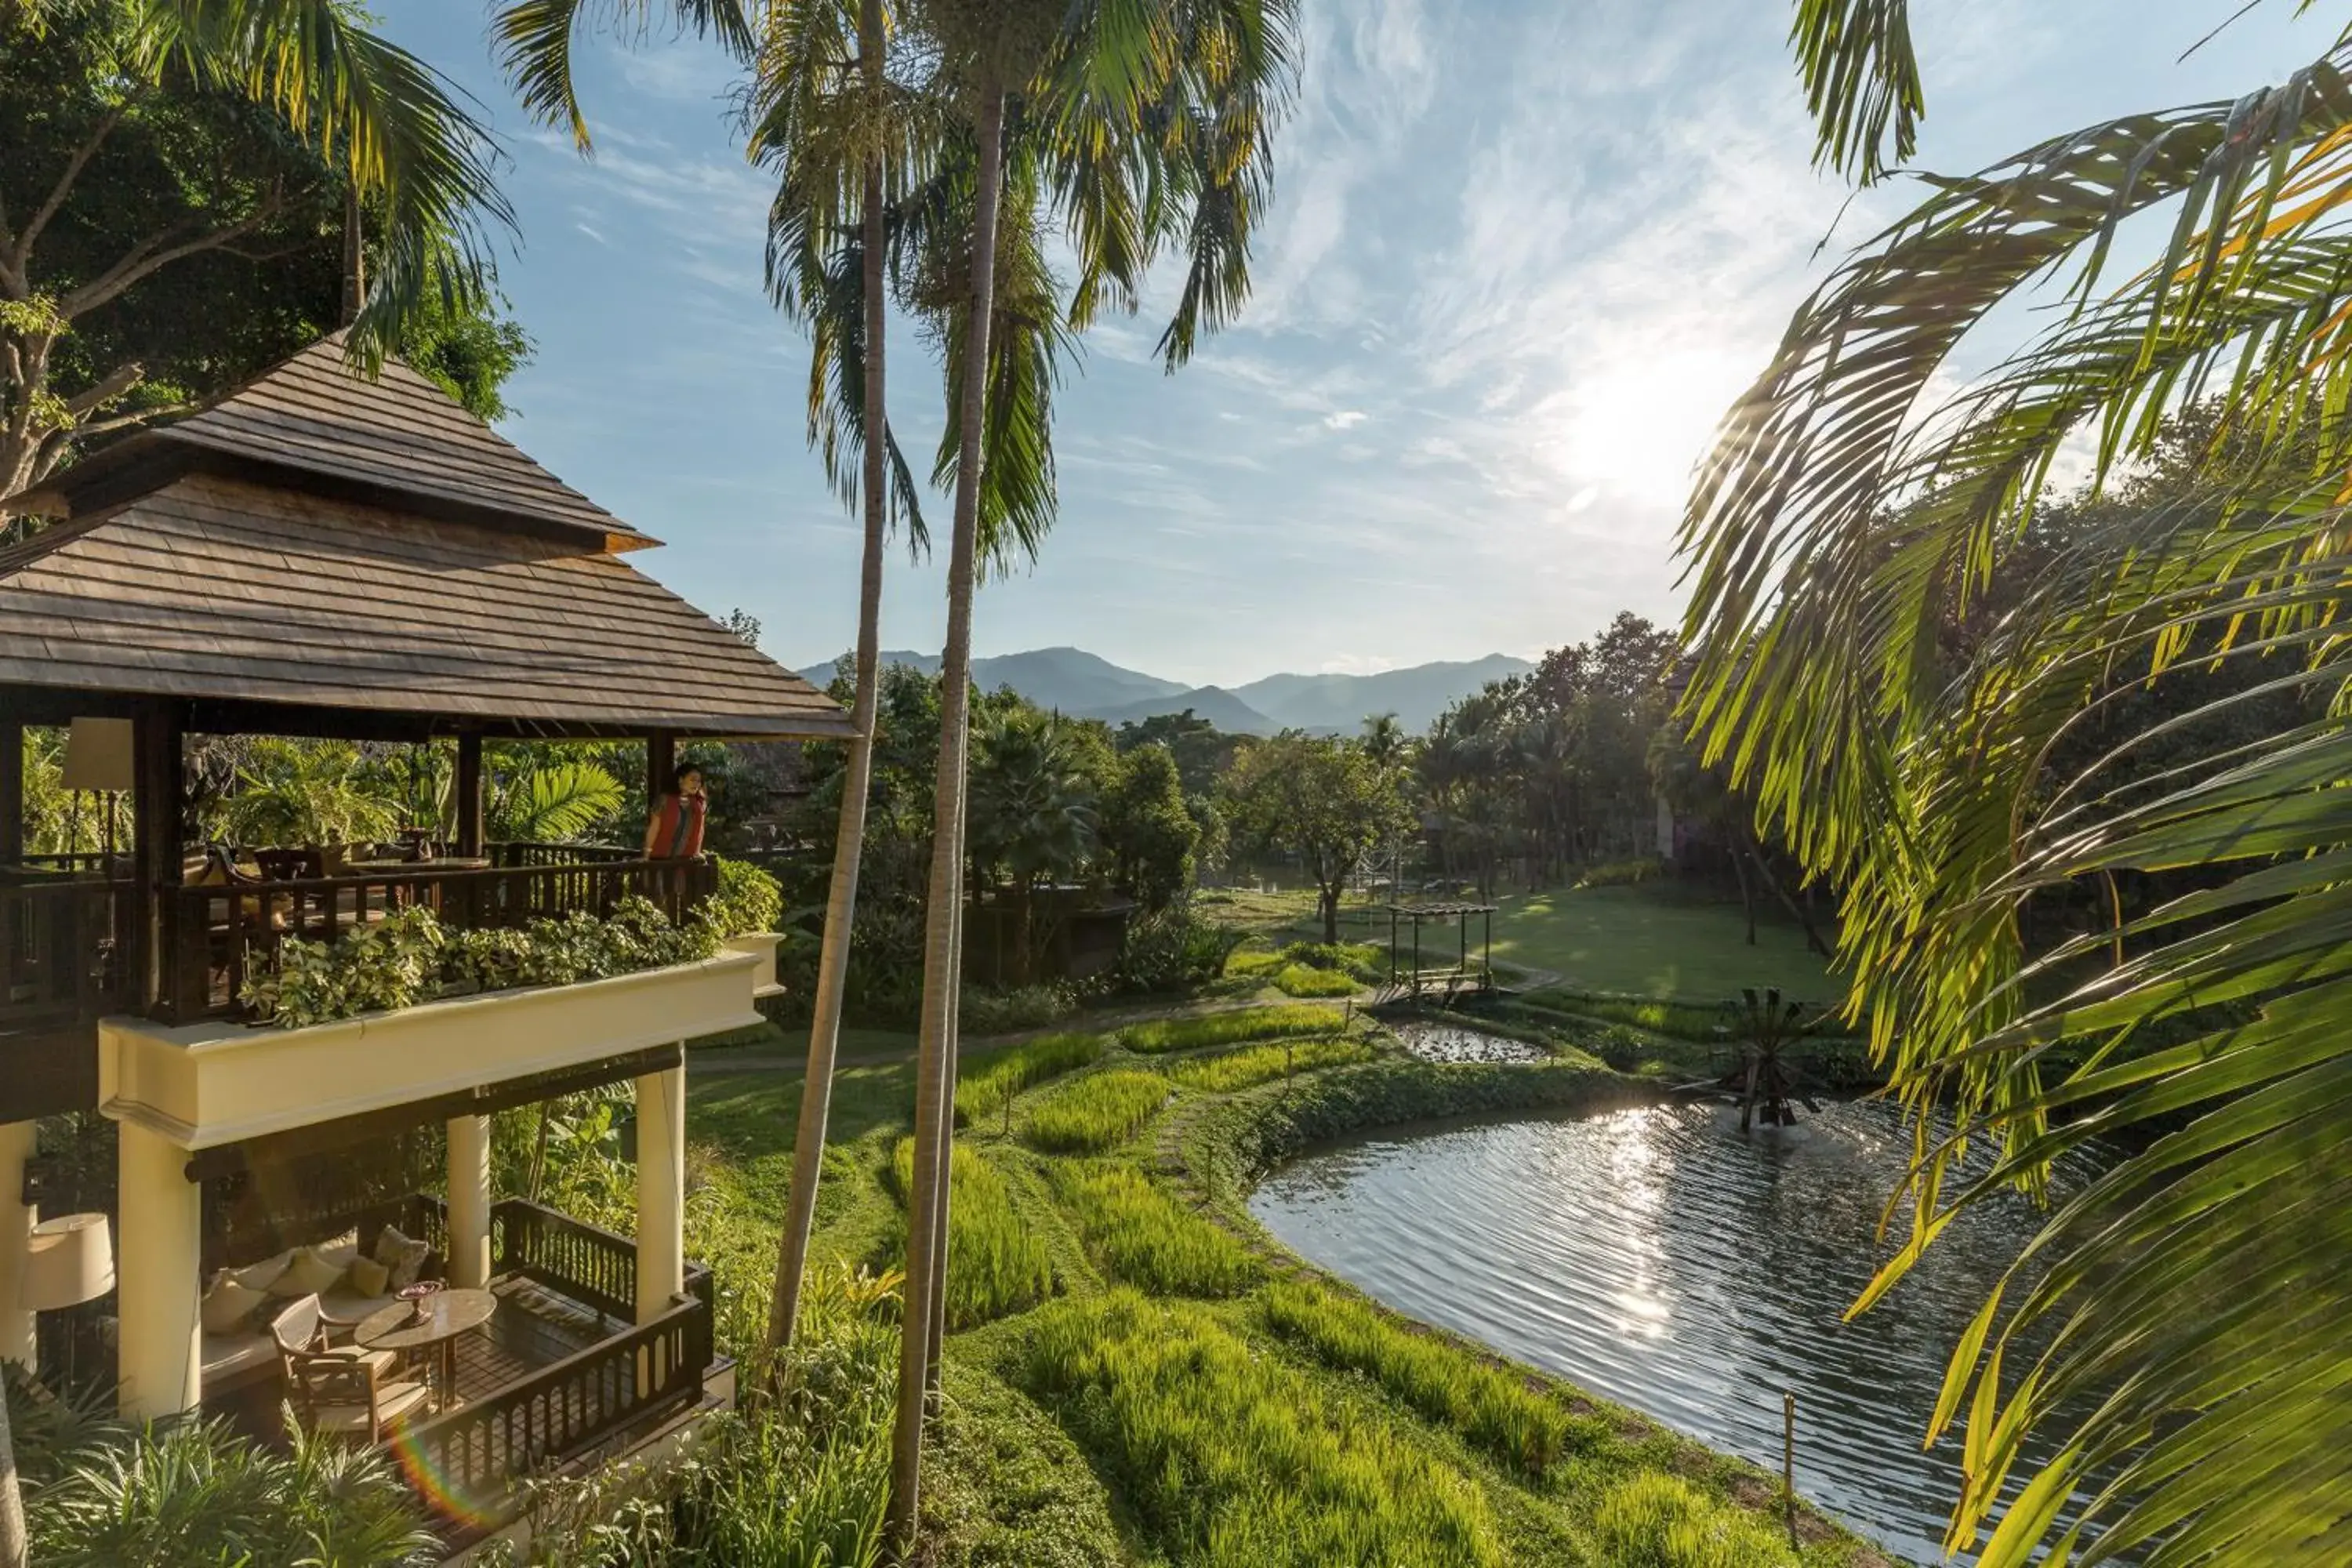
53;336;652;554
2;338;851;740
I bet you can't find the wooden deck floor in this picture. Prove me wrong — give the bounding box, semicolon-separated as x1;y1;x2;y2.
440;1276;612;1404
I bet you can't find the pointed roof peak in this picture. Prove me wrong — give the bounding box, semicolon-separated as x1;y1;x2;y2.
65;335;656;554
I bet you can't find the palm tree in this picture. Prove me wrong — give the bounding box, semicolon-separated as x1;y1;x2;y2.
2;0;520;514
1684;6;2352;1561
886;0;1298;1543
743;0;924;1358
969;708;1096;981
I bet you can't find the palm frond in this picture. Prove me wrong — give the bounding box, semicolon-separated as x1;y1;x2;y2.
1788;0;1923;183
493;0;757;153
126;0;517;364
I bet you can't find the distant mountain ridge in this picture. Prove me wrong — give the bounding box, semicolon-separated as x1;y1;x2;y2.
793;646;1533;734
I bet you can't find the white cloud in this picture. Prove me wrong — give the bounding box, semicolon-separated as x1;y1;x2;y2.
1324;409;1367;430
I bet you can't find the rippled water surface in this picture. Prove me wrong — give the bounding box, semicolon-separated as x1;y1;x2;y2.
1249;1098;2104;1564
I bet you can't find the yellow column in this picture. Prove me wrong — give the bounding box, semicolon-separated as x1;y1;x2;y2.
117;1119;201;1418
633;1063;685;1326
447;1115;492;1289
0;1120;35;1367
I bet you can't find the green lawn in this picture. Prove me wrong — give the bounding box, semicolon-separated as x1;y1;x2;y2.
1205;880;1838;1004
1485;885;1836;1001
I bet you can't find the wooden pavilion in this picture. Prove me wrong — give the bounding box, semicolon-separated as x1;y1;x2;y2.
1380;899;1498;1003
0;336;850;1541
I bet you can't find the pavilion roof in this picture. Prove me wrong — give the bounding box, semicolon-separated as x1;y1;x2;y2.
48;335;652;554
0;471;849;739
2;335;850;740
1382;901;1500;918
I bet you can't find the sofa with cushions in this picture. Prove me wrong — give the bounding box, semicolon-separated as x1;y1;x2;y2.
198;1224;437;1398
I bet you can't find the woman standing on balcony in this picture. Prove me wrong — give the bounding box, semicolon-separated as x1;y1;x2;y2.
644;764;707;860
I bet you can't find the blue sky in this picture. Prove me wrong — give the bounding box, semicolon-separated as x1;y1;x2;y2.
388;0;2325;688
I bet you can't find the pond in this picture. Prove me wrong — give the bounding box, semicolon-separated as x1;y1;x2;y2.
1388;1016;1552;1063
1249;1094;2110;1565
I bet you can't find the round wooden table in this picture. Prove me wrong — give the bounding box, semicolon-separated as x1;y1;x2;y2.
356;1289;497;1411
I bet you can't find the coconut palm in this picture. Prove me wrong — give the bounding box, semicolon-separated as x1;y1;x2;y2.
884;0;1297;1541
1683;6;2352;1562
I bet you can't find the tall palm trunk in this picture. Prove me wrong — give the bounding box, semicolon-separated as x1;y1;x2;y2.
889;78;1006;1553
767;0;893;1356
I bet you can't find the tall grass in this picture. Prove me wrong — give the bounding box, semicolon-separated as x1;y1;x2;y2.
1273;963;1356;998
1021;1292;1504;1568
887;1139;1053;1327
1591;1473;1798;1567
1120;1004;1348;1055
1021;1071;1172;1153
956;1030;1107;1127
1161;1036;1376;1094
1261;1281;1603;1480
1054;1164;1258;1295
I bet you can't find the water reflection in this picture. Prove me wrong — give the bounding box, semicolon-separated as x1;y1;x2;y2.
1249;1098;2106;1565
1388;1018;1552;1062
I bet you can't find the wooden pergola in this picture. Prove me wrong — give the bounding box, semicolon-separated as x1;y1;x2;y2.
1382;899;1497;1002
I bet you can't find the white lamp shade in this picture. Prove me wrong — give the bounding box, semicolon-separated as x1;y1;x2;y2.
21;1212;115;1311
60;717;136;794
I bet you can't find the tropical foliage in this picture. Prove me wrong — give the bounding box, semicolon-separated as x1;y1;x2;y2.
1052;1163;1258;1296
1;0;518;514
1677;4;2352;1560
1221;731;1412;942
5;1380;436;1568
238;882;774;1029
887;1138;1054;1329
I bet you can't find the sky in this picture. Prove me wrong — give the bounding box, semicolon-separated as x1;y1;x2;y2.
388;0;2330;689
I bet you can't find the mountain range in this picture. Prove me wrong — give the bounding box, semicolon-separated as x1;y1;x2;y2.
793;646;1534;735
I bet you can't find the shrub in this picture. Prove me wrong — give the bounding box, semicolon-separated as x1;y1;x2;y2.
1022;1071;1172;1153
888;1140;1054;1327
1054;1164;1257;1295
241;895;724;1029
1260;1281;1604;1479
1590;1473;1798;1568
1020;1292;1502;1568
1160;1036;1376;1094
1272;962;1356;998
1120;1004;1347;1055
706;854;784;937
1104;908;1244;994
960;983;1077;1036
956;1031;1109;1128
15;1399;437;1568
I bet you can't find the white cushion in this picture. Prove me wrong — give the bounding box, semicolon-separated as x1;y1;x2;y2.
200;1332;277;1382
200;1275;270;1336
274;1245;347;1299
227;1251;293;1294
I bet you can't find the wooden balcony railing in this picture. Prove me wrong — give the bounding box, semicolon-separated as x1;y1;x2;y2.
168;855;717;1022
491;1199;641;1323
397;1287;712;1519
489;840;644;870
1;876;136;1031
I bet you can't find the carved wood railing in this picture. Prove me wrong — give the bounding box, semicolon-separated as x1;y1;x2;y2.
394;1287;712;1519
488;841;643;869
491;1200;639;1323
167;856;717;1021
1;877;135;1030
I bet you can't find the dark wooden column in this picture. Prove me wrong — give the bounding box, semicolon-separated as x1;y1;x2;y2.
0;715;21;865
132;701;187;1015
455;733;485;858
646;731;675;818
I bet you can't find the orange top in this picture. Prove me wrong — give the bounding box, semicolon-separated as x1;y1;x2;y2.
649;793;706;858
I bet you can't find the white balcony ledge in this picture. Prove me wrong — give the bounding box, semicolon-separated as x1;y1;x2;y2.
98;949;766;1151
